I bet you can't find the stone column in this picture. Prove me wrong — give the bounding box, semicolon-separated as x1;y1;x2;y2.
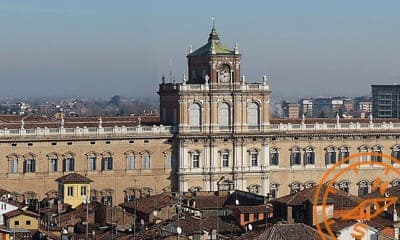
203;141;209;172
261;174;269;196
262;143;270;167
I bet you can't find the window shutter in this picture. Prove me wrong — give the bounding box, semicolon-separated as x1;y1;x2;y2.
32;160;36;172
109;157;113;170
71;158;75;171
23;160;26;173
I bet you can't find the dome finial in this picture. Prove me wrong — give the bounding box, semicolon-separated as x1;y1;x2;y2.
208;17;219;42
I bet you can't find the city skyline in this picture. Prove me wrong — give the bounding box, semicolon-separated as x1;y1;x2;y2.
1;0;400;97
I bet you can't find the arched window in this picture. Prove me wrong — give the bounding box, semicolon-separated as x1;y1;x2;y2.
391;145;400;164
163;151;172;169
7;153;19;174
290;147;302;166
325;146;336;165
248;102;260;130
304;147;315;165
101;151;113;171
47;152;59;172
391;179;400;187
124;151;137;170
358;180;369;197
303;181;316;189
371;145;383;162
337;180;350;193
62;152;75;172
101;188;114;207
248;184;261;194
290;182;301;194
270;183;280;199
270;148;279;166
189;103;201;130
358;146;369;163
338;146;350;164
219;102;230;130
142;151;151;169
23;153;36;173
85;151;98;171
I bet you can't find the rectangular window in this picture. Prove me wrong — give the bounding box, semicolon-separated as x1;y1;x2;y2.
67;186;74;196
81;186;87;196
192;154;200;168
222;153;229;167
143;155;150;169
88;157;96;171
305;152;315;165
64;158;75;172
14;221;19;226
102;157;113;171
251;153;258;167
244;213;249;222
270;151;279;166
128;156;135;170
9;159;18;173
50;158;58;172
24;159;36;173
26;220;31;225
339;150;350;164
291;152;301;165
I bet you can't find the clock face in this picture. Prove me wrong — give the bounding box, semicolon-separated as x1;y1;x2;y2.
219;64;231;83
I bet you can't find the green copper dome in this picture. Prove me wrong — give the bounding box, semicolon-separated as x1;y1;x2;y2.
188;24;235;57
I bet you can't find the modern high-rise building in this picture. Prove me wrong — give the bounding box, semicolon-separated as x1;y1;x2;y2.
372;85;400;118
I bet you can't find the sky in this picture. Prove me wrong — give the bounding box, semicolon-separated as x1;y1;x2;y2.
0;1;399;98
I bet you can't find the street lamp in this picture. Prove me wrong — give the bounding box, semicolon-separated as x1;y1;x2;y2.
82;195;90;240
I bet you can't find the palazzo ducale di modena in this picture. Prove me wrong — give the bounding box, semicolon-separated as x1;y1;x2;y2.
1;24;400;205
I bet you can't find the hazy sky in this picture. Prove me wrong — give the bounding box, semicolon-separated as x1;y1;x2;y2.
1;1;400;98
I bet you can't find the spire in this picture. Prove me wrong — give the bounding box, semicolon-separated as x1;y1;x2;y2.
208;17;220;42
234;41;239;54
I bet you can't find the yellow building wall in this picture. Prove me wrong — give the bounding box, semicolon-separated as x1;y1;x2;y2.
63;183;90;209
7;215;38;230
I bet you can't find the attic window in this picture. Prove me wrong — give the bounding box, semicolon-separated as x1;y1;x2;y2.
144;140;149;143
67;142;72;145
129;140;135;143
223;138;228;142
28;143;33;146
51;142;57;146
90;141;95;145
105;141;111;144
11;143;17;147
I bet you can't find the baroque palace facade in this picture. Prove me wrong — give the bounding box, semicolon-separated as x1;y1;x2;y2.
2;25;400;205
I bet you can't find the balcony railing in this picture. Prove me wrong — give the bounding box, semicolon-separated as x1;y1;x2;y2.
0;125;174;138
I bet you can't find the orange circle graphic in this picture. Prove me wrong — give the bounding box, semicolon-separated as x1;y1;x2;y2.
314;152;400;240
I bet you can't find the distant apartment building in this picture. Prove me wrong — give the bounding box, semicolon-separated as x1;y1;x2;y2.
372;85;400;118
299;99;313;117
282;101;300;119
354;96;372;118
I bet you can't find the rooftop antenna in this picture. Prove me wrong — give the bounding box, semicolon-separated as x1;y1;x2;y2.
211;16;215;29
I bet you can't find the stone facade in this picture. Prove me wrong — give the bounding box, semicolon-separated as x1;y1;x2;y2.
1;25;400;206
